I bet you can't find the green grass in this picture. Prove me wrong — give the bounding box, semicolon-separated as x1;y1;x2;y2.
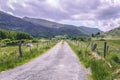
0;40;58;72
92;40;120;56
67;40;118;80
90;60;111;80
93;40;120;79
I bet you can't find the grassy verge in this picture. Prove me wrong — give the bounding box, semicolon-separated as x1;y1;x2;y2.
67;40;112;80
93;40;120;79
0;41;58;72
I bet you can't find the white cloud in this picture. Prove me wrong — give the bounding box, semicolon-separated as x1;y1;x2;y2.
98;18;120;31
46;0;60;8
71;13;95;20
82;20;97;27
59;19;97;28
6;11;14;15
9;0;17;3
7;0;15;10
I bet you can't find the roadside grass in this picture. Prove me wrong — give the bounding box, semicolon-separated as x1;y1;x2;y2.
0;40;58;72
67;40;118;80
93;40;120;79
90;60;111;80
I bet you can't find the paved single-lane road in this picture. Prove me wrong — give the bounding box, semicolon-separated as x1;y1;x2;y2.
0;41;89;80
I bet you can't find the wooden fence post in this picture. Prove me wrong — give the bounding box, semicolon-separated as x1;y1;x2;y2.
30;46;32;53
91;42;93;50
92;43;97;51
37;40;39;50
18;42;22;57
104;42;107;58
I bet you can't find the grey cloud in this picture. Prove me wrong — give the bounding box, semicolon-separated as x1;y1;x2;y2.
25;1;70;20
96;6;120;20
0;0;13;11
0;0;68;20
60;0;101;14
0;0;120;31
1;0;119;21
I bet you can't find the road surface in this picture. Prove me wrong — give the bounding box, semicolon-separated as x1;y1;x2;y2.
0;41;90;80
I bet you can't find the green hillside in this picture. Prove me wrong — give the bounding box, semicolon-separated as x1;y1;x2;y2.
107;27;120;37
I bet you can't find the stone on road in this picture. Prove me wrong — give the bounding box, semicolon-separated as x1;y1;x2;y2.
0;41;89;80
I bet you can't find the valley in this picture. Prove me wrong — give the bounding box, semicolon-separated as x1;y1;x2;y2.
0;6;120;80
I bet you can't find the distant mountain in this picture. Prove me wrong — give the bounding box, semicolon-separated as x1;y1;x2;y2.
23;17;89;37
23;17;65;29
0;11;103;38
0;11;88;37
106;27;120;37
0;11;58;38
79;26;103;35
23;17;103;35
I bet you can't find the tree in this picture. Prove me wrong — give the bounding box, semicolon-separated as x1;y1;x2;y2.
15;32;33;40
95;32;101;39
0;29;33;40
96;32;100;35
91;33;95;37
0;30;8;39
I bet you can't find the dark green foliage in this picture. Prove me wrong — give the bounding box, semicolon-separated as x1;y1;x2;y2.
6;40;19;46
32;39;38;43
96;32;101;35
92;32;106;39
99;38;106;41
111;54;120;63
15;32;33;40
92;34;95;37
0;30;8;39
0;29;33;40
70;37;86;41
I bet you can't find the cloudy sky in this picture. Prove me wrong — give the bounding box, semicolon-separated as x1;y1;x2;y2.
0;0;120;31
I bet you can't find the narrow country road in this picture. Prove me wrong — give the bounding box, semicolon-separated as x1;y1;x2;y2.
0;41;89;80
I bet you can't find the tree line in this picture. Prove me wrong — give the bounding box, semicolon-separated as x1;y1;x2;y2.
0;29;33;40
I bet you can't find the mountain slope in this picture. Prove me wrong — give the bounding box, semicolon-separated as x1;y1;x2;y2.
0;11;57;38
0;11;88;37
23;17;103;35
23;17;89;37
79;26;103;35
23;17;65;28
106;27;120;37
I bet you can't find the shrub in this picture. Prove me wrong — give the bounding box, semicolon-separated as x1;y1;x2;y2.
111;54;120;63
32;39;38;43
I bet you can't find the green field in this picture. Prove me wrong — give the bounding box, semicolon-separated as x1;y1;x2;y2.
68;39;120;80
0;39;58;72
